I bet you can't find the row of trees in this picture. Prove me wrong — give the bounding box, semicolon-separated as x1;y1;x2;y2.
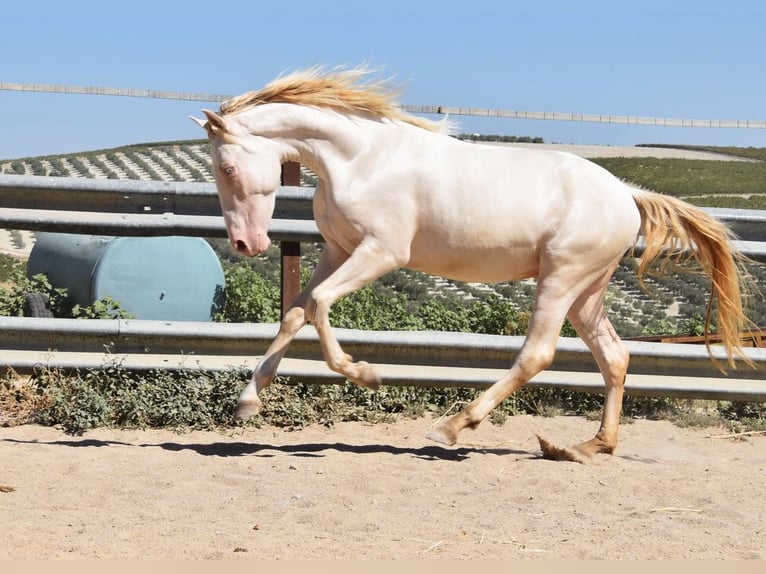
0;144;213;183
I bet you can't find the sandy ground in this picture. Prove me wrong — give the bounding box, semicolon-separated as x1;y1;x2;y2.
1;414;764;560
2;145;764;560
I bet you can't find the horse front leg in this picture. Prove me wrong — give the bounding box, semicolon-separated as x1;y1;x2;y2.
235;303;308;419
309;238;402;389
236;243;350;419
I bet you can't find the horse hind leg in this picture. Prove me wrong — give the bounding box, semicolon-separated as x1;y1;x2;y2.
427;272;576;447
538;271;630;461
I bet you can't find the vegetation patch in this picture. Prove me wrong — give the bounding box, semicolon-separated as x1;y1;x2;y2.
2;366;763;436
0;259;132;319
591;157;766;200
638;144;766;162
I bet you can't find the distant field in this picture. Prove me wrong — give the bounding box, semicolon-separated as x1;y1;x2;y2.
2;140;764;210
638;143;766;162
591;157;766;208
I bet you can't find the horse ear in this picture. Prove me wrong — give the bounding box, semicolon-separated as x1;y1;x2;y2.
190;116;208;130
202;109;227;132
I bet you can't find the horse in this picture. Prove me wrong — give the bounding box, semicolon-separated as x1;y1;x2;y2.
192;67;752;462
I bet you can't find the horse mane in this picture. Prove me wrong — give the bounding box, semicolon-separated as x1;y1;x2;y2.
219;67;445;133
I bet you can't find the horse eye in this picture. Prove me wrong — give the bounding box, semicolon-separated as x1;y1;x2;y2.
223;166;236;176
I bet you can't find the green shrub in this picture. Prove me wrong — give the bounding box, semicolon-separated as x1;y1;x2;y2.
14;362;763;436
29;364;249;435
214;261;281;323
0;253;18;283
0;261;67;317
71;295;134;319
0;259;133;319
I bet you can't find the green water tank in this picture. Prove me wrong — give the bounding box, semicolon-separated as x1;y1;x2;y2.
27;233;225;321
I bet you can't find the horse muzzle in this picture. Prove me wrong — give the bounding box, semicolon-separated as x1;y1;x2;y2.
230;231;271;257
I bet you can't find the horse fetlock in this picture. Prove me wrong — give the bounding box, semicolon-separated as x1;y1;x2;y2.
253;360;278;387
464;417;482;431
351;360;381;390
236;380;264;420
537;432;618;463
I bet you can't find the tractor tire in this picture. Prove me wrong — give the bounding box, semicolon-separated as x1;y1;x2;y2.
24;292;54;318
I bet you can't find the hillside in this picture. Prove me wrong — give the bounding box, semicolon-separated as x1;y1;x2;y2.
1;140;765;336
0;140;215;182
1;139;758;182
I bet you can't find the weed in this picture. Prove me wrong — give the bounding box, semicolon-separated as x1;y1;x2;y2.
4;365;763;436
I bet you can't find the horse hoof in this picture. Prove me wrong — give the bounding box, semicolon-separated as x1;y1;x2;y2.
235;399;262;420
355;361;381;391
426;424;458;446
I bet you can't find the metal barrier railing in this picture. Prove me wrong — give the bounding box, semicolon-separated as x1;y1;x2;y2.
1;316;764;400
2;173;766;399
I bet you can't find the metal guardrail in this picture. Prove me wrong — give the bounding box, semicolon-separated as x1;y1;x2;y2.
0;174;314;218
2;174;766;400
0;174;321;243
2;173;766;255
1;317;765;401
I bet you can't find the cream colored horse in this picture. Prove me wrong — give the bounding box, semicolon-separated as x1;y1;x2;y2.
193;68;751;462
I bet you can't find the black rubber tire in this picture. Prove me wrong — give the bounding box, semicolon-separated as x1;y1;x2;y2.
24;292;54;318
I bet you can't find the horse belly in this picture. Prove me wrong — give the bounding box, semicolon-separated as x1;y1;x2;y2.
407;241;540;283
406;191;549;282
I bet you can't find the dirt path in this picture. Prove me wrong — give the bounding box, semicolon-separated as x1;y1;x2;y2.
1;415;764;559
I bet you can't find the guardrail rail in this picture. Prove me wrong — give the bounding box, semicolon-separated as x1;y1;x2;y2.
2;173;766;401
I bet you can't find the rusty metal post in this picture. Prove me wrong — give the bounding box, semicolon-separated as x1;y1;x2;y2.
280;161;302;317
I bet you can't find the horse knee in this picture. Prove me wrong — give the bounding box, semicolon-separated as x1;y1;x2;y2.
282;305;307;332
516;345;556;378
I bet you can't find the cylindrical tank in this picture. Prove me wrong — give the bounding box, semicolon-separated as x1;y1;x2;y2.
27;233;225;321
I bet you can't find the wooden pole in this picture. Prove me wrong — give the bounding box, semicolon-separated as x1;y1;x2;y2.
280;162;302;317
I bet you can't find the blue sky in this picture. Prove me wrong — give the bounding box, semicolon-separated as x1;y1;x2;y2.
1;0;765;159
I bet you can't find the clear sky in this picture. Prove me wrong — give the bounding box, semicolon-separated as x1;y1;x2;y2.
1;0;765;159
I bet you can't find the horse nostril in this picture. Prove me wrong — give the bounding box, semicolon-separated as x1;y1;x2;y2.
235;240;249;253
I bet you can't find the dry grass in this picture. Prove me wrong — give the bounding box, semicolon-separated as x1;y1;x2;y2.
0;370;52;427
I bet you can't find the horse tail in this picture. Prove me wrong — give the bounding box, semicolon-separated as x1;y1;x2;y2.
630;189;753;371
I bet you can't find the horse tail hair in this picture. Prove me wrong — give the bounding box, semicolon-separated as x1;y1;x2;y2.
631;189;753;371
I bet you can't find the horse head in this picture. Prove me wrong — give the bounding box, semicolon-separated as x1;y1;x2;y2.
191;109;281;256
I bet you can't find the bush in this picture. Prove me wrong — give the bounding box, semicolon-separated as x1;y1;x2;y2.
29;364;250;435
0;261;67;317
71;295;134;320
214;261;281;323
0;253;18;283
11;362;763;436
330;285;422;330
0;259;133;319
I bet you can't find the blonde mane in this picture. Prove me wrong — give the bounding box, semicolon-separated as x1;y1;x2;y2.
219;67;444;132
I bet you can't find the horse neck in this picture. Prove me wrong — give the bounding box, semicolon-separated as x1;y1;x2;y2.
232;103;374;182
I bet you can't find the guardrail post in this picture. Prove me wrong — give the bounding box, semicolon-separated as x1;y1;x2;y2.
280;162;302;317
